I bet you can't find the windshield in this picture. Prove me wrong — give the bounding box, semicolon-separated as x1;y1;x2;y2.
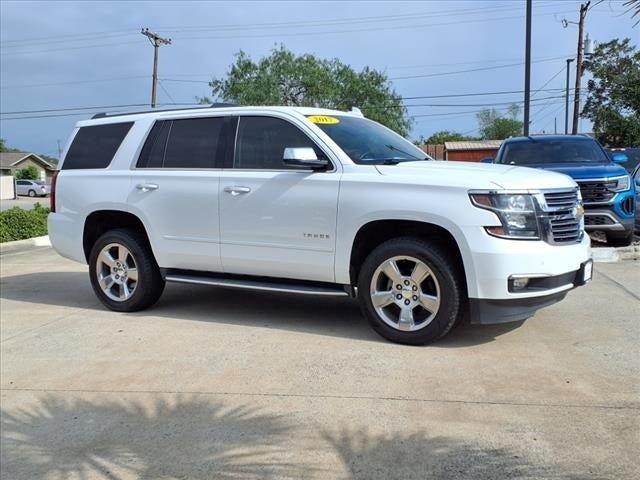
498;139;609;165
307;115;430;164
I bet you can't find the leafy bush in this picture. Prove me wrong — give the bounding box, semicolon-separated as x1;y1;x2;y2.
0;203;50;243
15;165;40;180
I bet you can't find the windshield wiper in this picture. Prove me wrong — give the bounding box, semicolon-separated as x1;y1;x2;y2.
385;144;427;160
379;158;401;165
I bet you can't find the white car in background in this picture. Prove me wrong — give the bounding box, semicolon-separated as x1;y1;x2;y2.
48;105;592;345
16;179;50;197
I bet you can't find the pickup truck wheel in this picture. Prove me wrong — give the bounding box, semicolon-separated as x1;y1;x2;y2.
358;237;463;345
89;229;164;312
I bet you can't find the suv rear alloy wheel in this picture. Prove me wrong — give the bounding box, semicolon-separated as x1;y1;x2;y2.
358;237;463;345
96;243;138;302
89;229;165;312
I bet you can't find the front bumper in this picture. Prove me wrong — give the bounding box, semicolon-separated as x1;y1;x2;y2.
463;226;591;300
469;260;592;324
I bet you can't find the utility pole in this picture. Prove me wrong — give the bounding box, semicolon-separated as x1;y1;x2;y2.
571;2;590;134
523;0;532;136
564;58;574;134
141;28;171;108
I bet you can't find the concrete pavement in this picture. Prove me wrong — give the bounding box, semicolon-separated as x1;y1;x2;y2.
0;195;48;211
1;246;638;479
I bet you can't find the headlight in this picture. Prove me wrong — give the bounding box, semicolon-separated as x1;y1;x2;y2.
470;192;540;239
610;175;630;192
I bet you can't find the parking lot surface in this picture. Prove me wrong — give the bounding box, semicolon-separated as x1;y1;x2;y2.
1;246;638;479
0;195;48;212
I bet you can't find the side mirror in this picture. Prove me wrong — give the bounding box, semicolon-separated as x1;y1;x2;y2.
480;157;494;164
283;147;329;170
612;152;628;163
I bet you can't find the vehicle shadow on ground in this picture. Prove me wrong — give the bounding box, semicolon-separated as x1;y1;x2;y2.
0;394;307;480
323;428;589;480
0;271;522;347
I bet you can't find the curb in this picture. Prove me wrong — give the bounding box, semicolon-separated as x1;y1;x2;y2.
592;244;640;263
0;235;51;254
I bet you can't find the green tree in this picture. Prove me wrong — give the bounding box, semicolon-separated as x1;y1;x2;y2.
476;105;523;139
0;138;22;153
422;130;476;144
201;45;411;136
582;38;640;147
15;166;40;180
1;138;57;164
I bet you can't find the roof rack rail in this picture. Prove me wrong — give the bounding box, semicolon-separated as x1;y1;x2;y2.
90;102;237;120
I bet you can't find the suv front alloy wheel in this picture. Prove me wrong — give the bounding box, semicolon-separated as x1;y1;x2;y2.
358;237;463;345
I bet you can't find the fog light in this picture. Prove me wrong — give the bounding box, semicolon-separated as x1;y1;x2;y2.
511;277;530;291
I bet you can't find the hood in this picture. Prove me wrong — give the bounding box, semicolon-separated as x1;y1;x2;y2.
518;162;628;180
374;160;576;190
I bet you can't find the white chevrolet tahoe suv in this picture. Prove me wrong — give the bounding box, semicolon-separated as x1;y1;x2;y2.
49;105;592;345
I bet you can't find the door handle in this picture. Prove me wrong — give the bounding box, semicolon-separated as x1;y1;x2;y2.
136;183;159;192
224;186;251;196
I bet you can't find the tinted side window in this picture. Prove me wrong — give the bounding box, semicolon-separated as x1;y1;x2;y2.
164;117;224;169
16;180;28;185
235;116;322;170
63;122;133;169
137;117;225;169
137;120;170;168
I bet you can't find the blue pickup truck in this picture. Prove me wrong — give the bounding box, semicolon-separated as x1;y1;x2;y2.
492;135;635;246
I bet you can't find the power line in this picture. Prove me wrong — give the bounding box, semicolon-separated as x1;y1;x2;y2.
0;92;572;116
0;103;153;115
158;1;567;33
166;9;577;43
158;80;177;104
1;6;576;56
0;103;200;121
0;76;149;90
390;56;569;80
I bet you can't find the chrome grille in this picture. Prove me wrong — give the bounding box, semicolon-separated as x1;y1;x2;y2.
542;189;583;244
577;179;616;204
544;189;579;210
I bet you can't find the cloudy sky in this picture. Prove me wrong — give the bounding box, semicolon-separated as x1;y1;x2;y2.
1;0;638;157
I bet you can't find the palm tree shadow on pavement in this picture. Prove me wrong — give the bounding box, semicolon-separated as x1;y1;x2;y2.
1;395;308;480
322;428;590;480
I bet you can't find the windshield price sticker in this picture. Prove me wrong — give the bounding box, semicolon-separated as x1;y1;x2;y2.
307;115;340;125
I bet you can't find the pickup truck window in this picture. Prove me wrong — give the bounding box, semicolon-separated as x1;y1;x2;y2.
308;115;428;165
498;139;609;165
63;122;133;170
235;116;325;170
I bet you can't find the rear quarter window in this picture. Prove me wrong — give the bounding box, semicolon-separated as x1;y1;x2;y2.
62;122;133;170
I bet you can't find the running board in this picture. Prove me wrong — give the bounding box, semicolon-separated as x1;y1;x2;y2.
164;272;350;297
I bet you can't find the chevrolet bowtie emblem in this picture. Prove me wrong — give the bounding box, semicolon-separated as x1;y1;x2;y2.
575;204;585;218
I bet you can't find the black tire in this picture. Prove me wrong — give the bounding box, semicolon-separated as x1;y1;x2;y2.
89;228;165;312
357;237;464;345
28;189;36;197
607;231;634;248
